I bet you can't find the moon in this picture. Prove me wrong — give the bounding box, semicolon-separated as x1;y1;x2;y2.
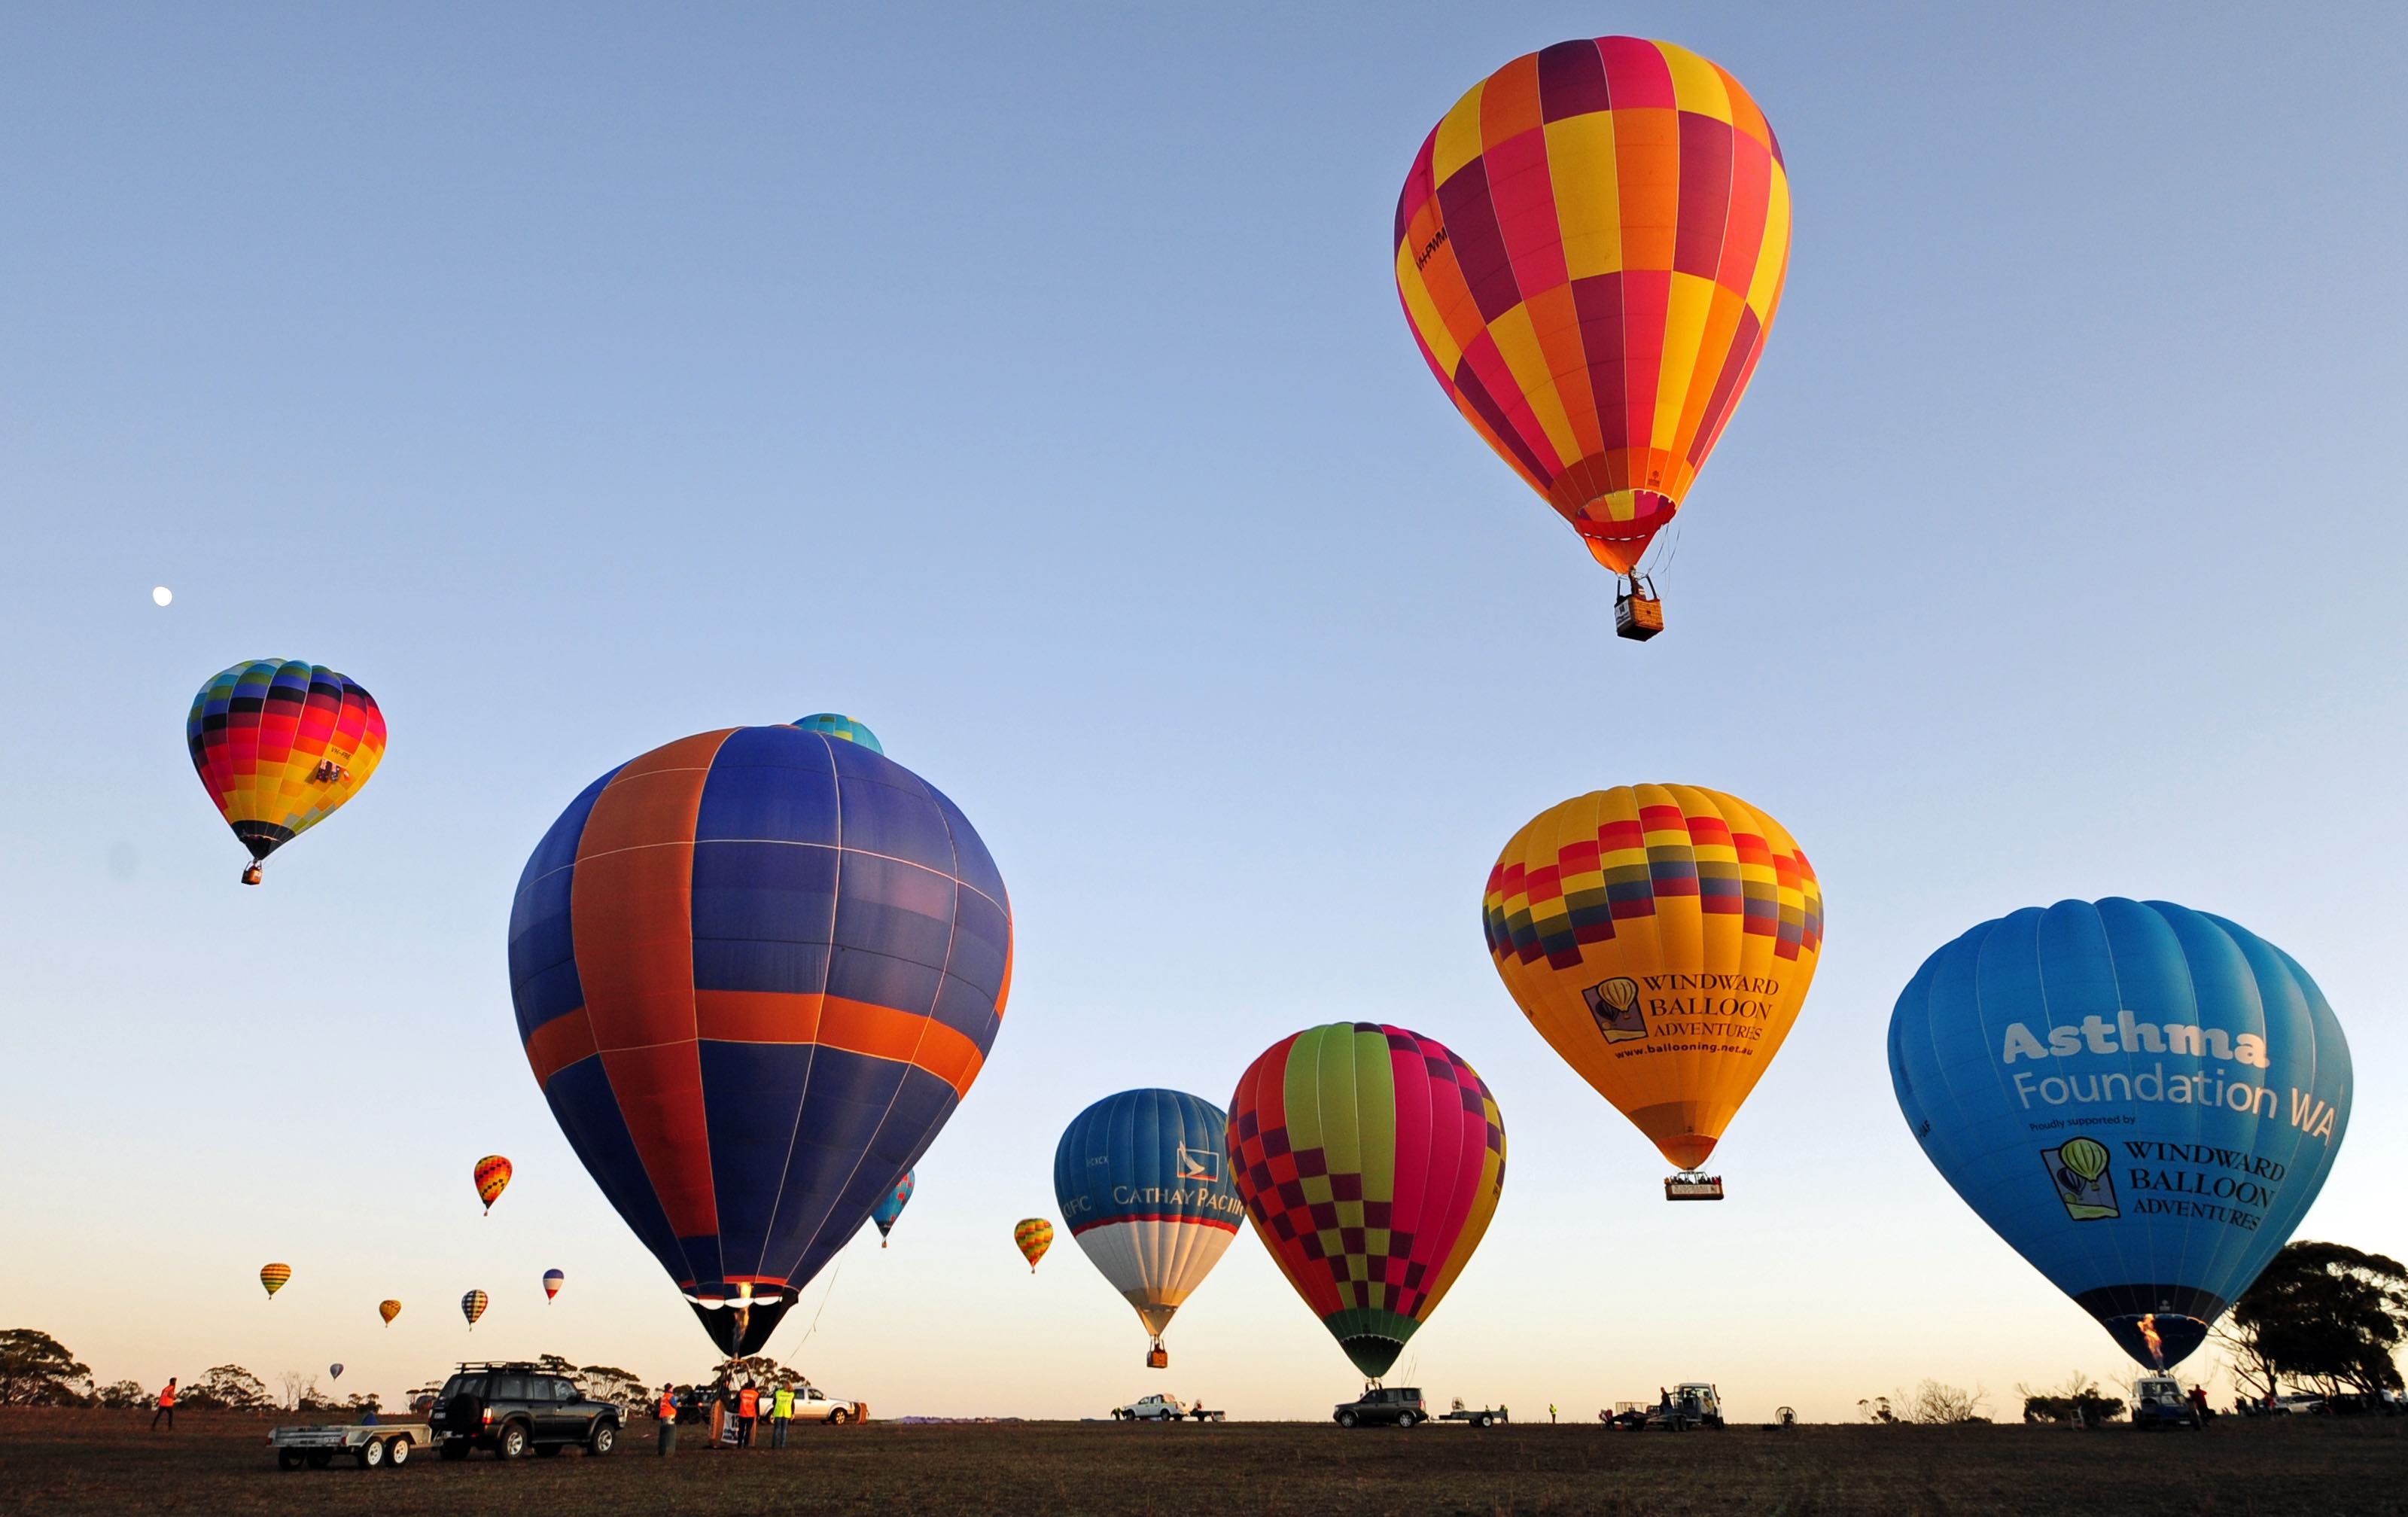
151;586;172;607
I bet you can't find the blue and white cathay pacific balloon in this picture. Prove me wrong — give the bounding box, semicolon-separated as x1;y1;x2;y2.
1054;1089;1246;1367
1889;898;2352;1369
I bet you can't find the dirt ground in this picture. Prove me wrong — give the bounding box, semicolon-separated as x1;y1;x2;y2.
2;1408;2402;1516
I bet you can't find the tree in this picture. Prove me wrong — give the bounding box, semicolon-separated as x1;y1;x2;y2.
2222;1241;2408;1397
277;1370;320;1411
1856;1395;1895;1424
2016;1371;2126;1425
96;1379;148;1409
1901;1380;1990;1424
0;1330;93;1406
578;1363;650;1411
183;1364;272;1411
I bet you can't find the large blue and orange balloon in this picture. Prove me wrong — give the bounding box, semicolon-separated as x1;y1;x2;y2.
1890;899;2352;1369
507;717;1012;1354
186;659;385;882
1055;1089;1245;1364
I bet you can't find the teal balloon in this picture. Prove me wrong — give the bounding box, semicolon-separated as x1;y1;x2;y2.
1889;899;2352;1368
791;714;881;754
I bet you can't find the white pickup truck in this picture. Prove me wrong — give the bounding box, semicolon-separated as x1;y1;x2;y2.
784;1384;866;1425
1113;1394;1223;1422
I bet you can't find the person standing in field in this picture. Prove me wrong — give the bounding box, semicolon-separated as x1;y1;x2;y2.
656;1384;679;1455
770;1381;794;1448
738;1381;759;1447
1549;1403;1557;1424
150;1378;177;1431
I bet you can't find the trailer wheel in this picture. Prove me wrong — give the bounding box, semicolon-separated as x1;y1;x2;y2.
358;1436;386;1469
386;1436;411;1467
306;1451;334;1468
1475;1414;1492;1428
277;1449;305;1470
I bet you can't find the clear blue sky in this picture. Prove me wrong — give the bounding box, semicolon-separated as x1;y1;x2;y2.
2;2;2400;1421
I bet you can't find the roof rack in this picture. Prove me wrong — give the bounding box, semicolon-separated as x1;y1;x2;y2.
450;1361;556;1373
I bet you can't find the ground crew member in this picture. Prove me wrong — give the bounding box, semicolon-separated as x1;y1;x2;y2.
771;1382;794;1448
1549;1403;1557;1424
150;1378;177;1431
738;1381;760;1447
656;1384;678;1455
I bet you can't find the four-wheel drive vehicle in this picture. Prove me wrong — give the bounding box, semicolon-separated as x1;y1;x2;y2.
1114;1394;1186;1421
785;1384;866;1424
1334;1388;1426;1428
428;1363;621;1460
269;1421;431;1470
2132;1375;2203;1429
1644;1384;1725;1431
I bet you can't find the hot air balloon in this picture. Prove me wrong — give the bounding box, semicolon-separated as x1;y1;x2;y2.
871;1171;915;1247
1055;1089;1245;1367
330;1363;343;1381
543;1269;565;1302
186;659;386;883
461;1290;488;1330
507;719;1012;1355
1228;1024;1507;1381
793;714;884;754
1484;784;1820;1196
473;1155;513;1214
379;1299;402;1327
1394;38;1792;638
1890;899;2352;1369
1013;1219;1054;1272
259;1263;292;1299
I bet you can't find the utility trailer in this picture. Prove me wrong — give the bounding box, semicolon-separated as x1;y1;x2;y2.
1439;1404;1508;1427
268;1422;431;1470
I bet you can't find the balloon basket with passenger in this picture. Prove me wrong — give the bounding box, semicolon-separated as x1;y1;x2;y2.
1614;575;1665;641
1146;1339;1168;1370
1664;1171;1725;1202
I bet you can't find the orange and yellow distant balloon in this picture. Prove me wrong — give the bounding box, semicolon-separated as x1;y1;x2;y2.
1013;1218;1054;1272
473;1155;513;1214
259;1263;292;1299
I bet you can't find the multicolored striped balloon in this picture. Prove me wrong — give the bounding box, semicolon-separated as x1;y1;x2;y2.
871;1171;915;1246
1229;1024;1508;1380
461;1290;488;1328
473;1155;513;1213
543;1269;565;1302
1013;1218;1054;1272
186;659;385;882
378;1299;402;1327
508;720;1012;1355
259;1263;292;1299
1485;784;1822;1175
1395;38;1791;580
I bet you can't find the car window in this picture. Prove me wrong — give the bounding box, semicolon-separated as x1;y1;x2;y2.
548;1378;577;1402
446;1375;486;1400
494;1375;528;1400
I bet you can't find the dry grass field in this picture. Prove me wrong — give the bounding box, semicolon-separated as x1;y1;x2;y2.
2;1408;2402;1516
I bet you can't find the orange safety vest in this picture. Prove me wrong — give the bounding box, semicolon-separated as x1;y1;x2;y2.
157;1384;176;1408
657;1392;677;1419
739;1388;758;1418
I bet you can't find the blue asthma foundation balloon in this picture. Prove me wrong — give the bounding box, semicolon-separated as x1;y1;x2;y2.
1889;898;2351;1369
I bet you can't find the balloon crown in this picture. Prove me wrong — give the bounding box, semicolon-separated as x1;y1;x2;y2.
790;714;883;754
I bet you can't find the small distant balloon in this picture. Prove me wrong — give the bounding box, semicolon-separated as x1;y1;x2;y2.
473;1155;513;1213
151;586;173;607
330;1363;344;1381
379;1299;402;1327
1014;1218;1055;1272
461;1289;489;1329
543;1269;565;1302
260;1263;291;1299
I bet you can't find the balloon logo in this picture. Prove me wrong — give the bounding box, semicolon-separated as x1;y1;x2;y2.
1487;784;1821;1179
461;1290;489;1330
1014;1219;1055;1272
507;720;1013;1355
1393;38;1791;599
1229;1023;1507;1380
186;659;386;885
379;1299;402;1327
259;1263;291;1299
1054;1089;1244;1364
473;1156;513;1214
543;1269;565;1302
1891;899;2353;1369
872;1171;915;1247
330;1363;344;1381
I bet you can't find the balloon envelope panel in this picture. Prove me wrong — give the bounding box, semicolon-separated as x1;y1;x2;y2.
507;725;1012;1354
1486;784;1821;1169
186;659;385;861
1889;899;2352;1367
1055;1089;1245;1337
1228;1025;1506;1379
1395;38;1791;574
